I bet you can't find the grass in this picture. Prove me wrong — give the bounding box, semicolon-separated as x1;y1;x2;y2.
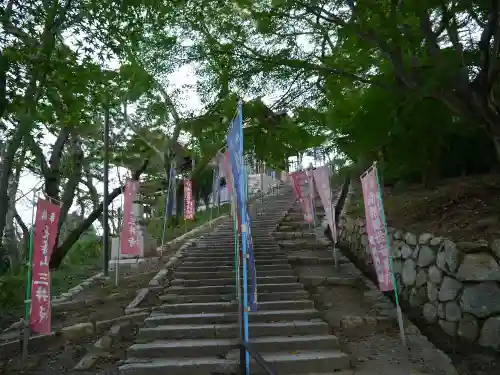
346;173;500;243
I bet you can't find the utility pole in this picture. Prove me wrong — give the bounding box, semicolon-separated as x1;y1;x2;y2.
102;106;110;276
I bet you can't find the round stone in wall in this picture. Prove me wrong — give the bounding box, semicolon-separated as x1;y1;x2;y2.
401;243;413;259
427;282;438;302
419;233;433;245
404;232;417;246
478;316;500;349
438;276;463;302
423;302;437;323
436;240;462;275
439;319;457;336
402;259;417;285
428;265;443;284
460;282;500;318
415;269;428;287
445;301;462;322
457;314;479;341
417;245;436;267
456;253;500;282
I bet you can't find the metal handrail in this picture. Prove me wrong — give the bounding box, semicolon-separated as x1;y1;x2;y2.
239;340;277;375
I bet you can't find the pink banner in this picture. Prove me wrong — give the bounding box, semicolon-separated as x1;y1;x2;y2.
360;165;393;291
290;171;313;222
184;180;195;220
120;180;141;256
30;198;61;334
184;179;195;220
312;166;336;241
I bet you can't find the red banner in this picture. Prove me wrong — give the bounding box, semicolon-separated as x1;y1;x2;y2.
290;171;313;222
361;165;393;291
184;179;195;220
30;198;60;334
120;180;141;256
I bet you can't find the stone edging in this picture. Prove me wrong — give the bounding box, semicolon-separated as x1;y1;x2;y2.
124;238;197;315
54;214;229;305
311;216;459;375
0;233;201;358
2;215;229;339
338;213;500;350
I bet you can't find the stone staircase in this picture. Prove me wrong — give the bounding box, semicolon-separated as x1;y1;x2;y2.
119;186;353;375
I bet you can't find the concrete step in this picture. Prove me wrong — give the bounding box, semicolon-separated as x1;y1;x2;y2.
188;249;283;256
176;263;292;273
146;309;321;326
182;254;287;261
278;240;331;249
137;320;330;340
159;290;309;304
174;269;295;279
190;245;281;252
170;275;298;287
120;350;351;375
166;282;303;296
278;222;311;230
128;334;339;359
179;257;289;267
153;299;314;314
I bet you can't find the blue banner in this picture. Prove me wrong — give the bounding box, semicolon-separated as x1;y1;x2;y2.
227;103;257;312
271;170;276;180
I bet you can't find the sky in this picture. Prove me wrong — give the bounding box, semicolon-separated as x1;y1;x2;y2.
14;64;315;234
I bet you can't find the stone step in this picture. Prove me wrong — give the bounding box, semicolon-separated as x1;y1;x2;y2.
153;299;314;314
189;248;282;255
278;223;311;230
278;241;331;249
165;283;303;296
191;244;281;251
145;308;321;326
127;334;339;359
174;269;295;280
180;257;289;267
181;254;287;261
176;263;292;273
170;275;298;287
120;350;351;375
274;232;316;239
137;320;330;341
159;290;309;304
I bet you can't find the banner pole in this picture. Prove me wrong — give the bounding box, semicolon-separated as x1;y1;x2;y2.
22;189;38;360
373;166;406;346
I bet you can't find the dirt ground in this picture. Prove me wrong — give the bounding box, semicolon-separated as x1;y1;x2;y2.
347;173;500;243
290;246;457;375
0;267;158;374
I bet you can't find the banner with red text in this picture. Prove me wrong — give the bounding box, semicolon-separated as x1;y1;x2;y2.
360;165;393;291
30;198;60;334
312;166;336;241
120;180;141;256
184;179;195;220
290;171;313;222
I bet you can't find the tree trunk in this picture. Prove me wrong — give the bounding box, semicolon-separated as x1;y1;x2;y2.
3;147;26;270
49;158;150;269
56;136;84;244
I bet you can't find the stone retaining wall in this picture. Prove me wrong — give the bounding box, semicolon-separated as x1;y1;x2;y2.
338;215;500;350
